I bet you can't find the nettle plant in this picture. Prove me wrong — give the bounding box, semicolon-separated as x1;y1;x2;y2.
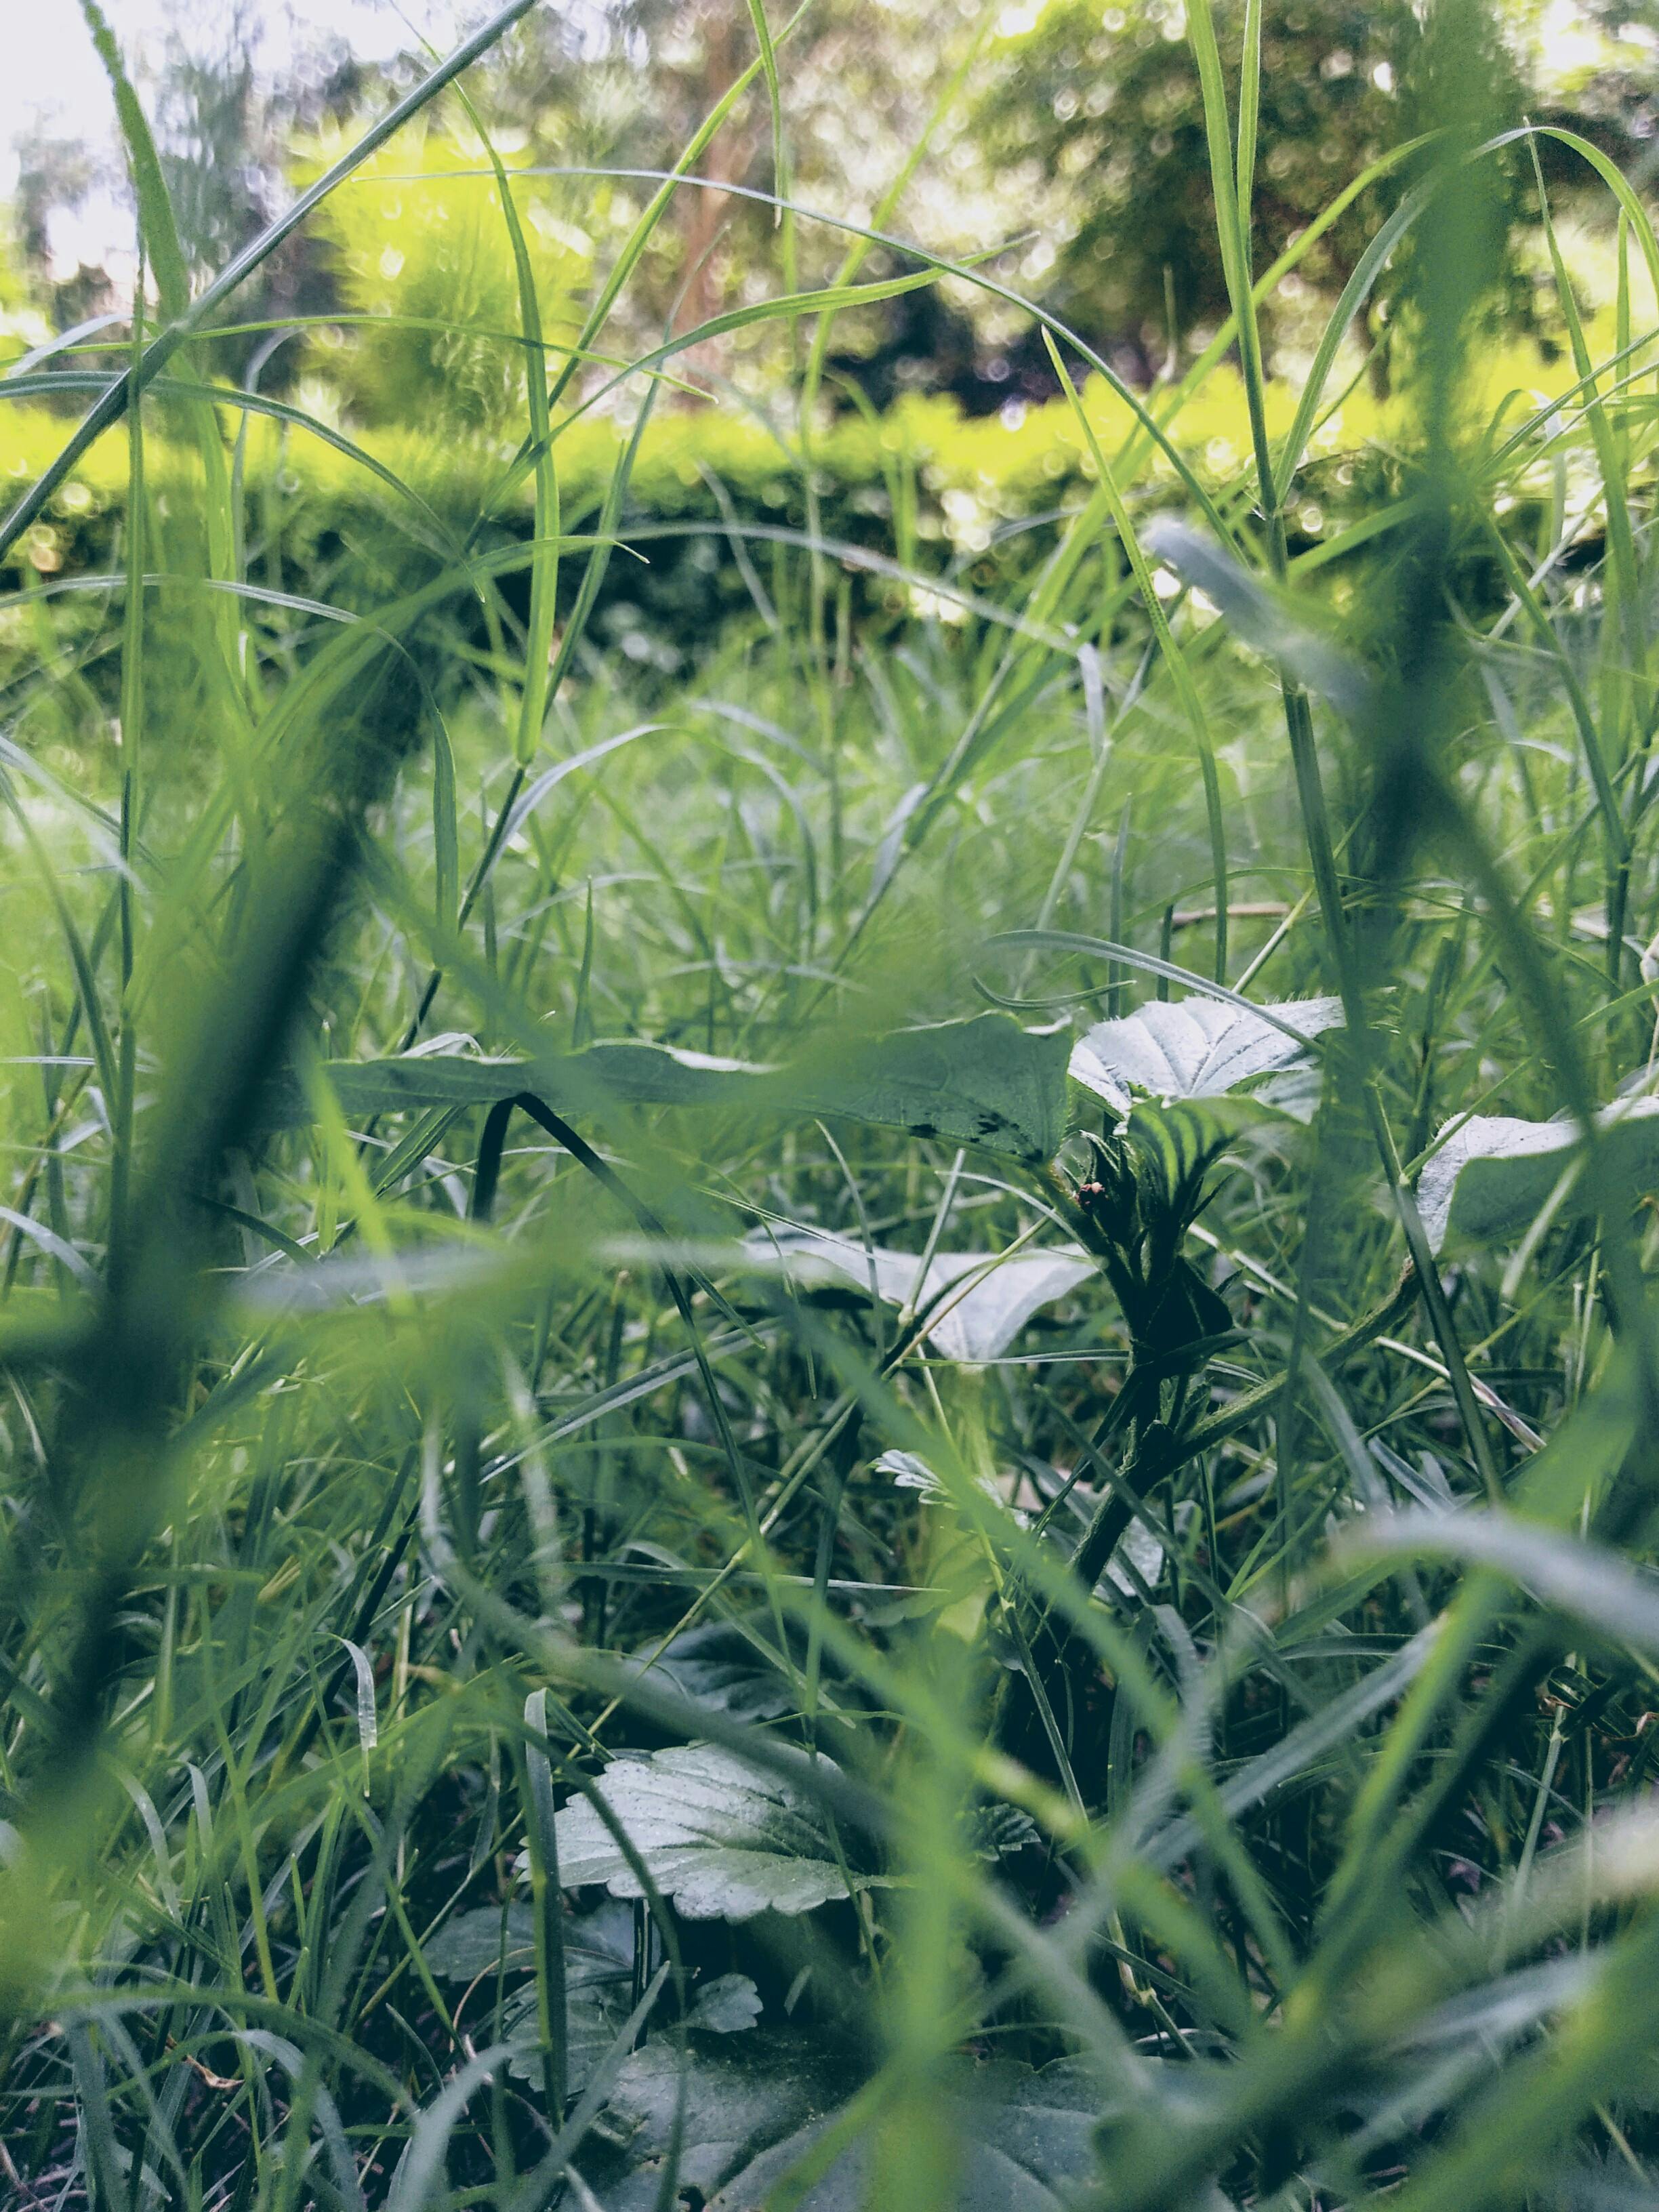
1054;990;1345;1578
294;998;1350;1580
266;989;1376;2191
274;979;1353;1537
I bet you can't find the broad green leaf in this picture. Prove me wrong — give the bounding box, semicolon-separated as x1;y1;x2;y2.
260;1040;773;1122
749;1227;1095;1361
1070;994;1343;1116
689;1973;764;2032
711;2056;1107;2211
261;1014;1070;1162
554;1744;888;1920
424;1902;535;1982
619;1620;797;1724
1417;1099;1659;1252
580;2030;867;2211
808;1015;1070;1160
580;2036;1107;2211
427;1900;638;2099
502;1900;636;2096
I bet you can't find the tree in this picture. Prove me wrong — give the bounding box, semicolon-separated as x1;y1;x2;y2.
972;0;1428;374
452;0;1003;392
7;0;364;381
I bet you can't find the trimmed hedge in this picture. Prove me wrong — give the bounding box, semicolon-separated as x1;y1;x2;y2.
0;318;1611;681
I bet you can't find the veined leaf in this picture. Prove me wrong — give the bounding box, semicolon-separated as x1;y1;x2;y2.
581;2030;866;2210
689;1973;764;2032
711;2055;1107;2210
502;1900;636;2096
1417;1098;1659;1252
1125;1093;1286;1206
813;1015;1071;1160
579;2034;1109;2211
749;1227;1095;1361
1070;994;1342;1116
966;1803;1044;1861
424;1902;536;1982
619;1620;797;1724
259;1013;1069;1162
426;1899;639;2099
554;1744;888;1921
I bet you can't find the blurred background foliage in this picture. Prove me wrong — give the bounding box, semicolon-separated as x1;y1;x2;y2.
4;0;1659;660
294;127;594;433
8;0;1659;380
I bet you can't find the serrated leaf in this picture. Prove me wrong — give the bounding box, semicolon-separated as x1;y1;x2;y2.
876;1448;1028;1525
1126;1094;1285;1205
428;1899;638;2100
581;2037;1107;2212
502;1900;636;2096
554;1744;887;1921
689;1973;764;2032
1252;1062;1326;1124
424;1902;537;1982
711;2056;1106;2211
619;1620;796;1723
879;1458;1166;1602
964;1803;1043;1861
1418;1098;1659;1253
260;1014;1069;1162
748;1228;1094;1362
579;2030;867;2211
1070;994;1342;1115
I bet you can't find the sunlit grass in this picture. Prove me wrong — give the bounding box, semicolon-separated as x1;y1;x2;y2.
5;1;1659;2207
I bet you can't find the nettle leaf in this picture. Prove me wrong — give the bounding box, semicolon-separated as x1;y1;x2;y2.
1126;1094;1284;1208
582;2036;1107;2211
712;2056;1106;2211
500;1919;758;2093
1418;1099;1659;1253
811;1015;1069;1161
877;1448;1028;1525
1071;994;1343;1117
554;1744;888;1921
965;1803;1044;1861
749;1227;1094;1362
619;1620;797;1724
261;1014;1069;1162
689;1973;764;2032
490;1901;636;2097
581;2030;867;2212
424;1902;535;1982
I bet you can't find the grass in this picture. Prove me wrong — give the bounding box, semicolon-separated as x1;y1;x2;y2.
7;0;1659;2206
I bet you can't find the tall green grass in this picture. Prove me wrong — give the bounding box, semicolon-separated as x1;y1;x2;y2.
6;1;1659;2207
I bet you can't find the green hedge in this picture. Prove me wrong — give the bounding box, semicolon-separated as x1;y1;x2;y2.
0;323;1600;684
